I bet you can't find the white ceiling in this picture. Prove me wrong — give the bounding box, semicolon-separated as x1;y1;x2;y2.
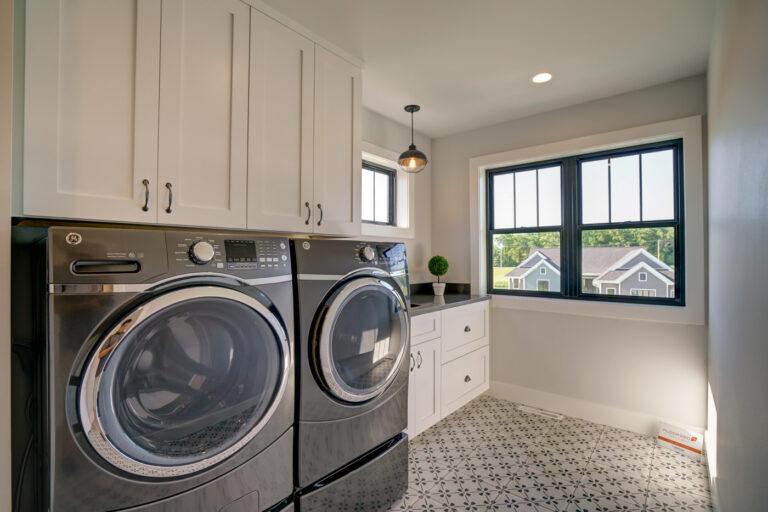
260;0;715;138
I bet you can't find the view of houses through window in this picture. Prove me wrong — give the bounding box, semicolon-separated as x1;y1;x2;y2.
488;140;683;304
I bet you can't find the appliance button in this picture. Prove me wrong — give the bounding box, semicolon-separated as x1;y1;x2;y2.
359;245;376;262
189;241;215;265
281;254;288;261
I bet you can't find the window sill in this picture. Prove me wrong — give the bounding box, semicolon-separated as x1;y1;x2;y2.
361;222;414;239
489;293;704;325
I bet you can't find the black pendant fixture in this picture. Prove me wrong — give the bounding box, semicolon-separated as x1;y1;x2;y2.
398;105;428;174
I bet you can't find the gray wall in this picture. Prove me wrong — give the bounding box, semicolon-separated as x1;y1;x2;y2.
707;0;768;509
429;76;709;432
362;108;433;283
431;75;707;283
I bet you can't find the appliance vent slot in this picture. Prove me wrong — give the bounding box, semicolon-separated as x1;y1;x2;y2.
517;405;564;420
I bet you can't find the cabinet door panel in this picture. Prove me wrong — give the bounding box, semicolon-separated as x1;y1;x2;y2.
313;46;361;236
24;0;161;222
158;0;249;228
247;10;314;232
408;339;441;438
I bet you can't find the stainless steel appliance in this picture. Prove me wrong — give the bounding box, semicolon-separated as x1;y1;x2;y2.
291;239;409;511
12;226;295;511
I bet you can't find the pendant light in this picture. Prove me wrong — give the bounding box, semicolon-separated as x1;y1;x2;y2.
398;105;428;173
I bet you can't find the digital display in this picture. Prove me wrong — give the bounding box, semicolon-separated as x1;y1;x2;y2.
225;240;257;262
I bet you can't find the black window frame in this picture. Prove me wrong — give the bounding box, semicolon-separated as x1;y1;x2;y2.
486;139;685;307
361;160;397;226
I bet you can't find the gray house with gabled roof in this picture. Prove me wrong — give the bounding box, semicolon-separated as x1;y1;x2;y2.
506;247;675;297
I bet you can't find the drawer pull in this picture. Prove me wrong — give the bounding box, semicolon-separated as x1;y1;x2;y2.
410;354;415;372
464;375;472;383
464;325;471;332
417;351;423;369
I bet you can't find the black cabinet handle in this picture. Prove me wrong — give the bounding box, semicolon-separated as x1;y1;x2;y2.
165;182;173;214
417;351;423;369
141;179;150;212
464;325;471;333
410;354;415;372
464;375;471;383
304;201;311;225
316;203;323;226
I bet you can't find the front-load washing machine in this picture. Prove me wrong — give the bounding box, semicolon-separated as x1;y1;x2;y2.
291;239;410;511
12;226;295;511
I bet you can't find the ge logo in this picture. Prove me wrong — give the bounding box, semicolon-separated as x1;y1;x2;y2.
302;241;311;250
65;232;83;246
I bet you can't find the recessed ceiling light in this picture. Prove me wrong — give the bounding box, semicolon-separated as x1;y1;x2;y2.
531;72;553;84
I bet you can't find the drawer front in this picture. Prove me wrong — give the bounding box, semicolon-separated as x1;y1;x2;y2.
441;301;488;361
441;346;489;417
410;311;441;346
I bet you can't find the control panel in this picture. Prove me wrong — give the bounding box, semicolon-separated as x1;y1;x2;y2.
166;232;290;276
224;239;289;271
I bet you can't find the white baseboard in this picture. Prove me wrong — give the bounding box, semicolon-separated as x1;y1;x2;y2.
489;380;704;436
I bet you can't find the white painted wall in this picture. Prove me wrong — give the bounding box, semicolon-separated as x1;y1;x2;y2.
432;75;707;284
362;107;432;283
430;76;709;434
0;0;13;507
707;0;768;509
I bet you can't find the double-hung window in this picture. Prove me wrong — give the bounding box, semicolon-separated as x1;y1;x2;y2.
487;139;684;305
361;160;396;226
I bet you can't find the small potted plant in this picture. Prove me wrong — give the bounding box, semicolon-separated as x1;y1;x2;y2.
428;255;449;296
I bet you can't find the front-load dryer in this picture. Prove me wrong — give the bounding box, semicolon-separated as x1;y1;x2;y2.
15;226;295;511
291;239;410;511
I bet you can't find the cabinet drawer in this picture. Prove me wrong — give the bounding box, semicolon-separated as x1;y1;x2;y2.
441;301;488;362
410;311;441;346
441;346;489;417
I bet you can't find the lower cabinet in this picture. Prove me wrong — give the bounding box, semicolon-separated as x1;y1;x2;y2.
407;301;490;438
407;338;441;439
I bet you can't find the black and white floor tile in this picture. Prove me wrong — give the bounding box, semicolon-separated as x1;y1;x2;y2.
390;395;711;511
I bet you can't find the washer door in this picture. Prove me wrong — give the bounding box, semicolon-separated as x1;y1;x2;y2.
317;276;409;403
78;286;290;478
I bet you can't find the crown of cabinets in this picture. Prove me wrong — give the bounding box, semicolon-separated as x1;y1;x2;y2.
21;0;361;236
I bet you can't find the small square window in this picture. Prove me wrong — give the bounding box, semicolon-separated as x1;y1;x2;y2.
540;267;547;275
362;161;396;226
639;272;648;282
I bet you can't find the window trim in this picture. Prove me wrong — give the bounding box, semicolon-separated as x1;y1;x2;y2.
361;160;396;226
486;139;685;307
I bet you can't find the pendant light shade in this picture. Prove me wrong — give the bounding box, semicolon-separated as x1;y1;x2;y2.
398;105;428;173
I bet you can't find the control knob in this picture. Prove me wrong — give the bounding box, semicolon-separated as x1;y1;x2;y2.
359;245;376;262
189;241;215;265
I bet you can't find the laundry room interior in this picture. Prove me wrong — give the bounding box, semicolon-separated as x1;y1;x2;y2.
1;0;767;511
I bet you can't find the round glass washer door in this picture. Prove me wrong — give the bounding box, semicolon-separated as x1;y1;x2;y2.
78;286;290;478
317;276;409;403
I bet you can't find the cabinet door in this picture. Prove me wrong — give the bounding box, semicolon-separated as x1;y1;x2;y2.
157;0;249;228
408;339;442;438
23;0;161;223
247;10;314;232
313;46;361;236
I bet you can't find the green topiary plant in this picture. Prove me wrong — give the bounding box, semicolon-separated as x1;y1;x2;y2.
428;255;449;283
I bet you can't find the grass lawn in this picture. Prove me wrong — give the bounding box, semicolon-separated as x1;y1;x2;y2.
492;267;513;289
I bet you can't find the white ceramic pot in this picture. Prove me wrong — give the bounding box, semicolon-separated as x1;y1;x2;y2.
432;282;446;296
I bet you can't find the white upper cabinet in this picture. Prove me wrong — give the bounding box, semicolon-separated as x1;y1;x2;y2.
313;46;362;236
23;0;162;222
157;0;249;229
20;1;362;234
247;9;315;232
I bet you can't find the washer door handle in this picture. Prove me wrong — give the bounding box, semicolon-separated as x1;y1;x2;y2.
410;354;415;372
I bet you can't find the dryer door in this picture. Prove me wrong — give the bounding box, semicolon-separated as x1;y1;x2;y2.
316;276;409;403
78;286;290;478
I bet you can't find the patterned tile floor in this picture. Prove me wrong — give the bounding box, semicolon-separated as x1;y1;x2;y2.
391;395;711;511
